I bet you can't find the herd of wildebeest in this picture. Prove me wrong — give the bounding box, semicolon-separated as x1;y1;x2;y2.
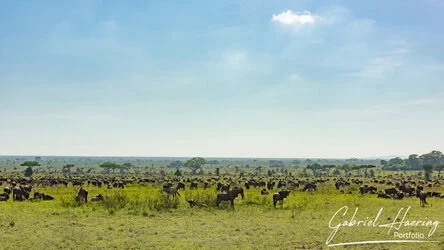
0;174;443;208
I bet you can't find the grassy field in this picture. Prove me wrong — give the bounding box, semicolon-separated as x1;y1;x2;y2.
0;181;442;249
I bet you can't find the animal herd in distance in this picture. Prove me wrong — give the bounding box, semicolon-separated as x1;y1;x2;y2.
0;176;442;208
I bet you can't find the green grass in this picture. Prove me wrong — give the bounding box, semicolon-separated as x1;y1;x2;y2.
0;182;443;249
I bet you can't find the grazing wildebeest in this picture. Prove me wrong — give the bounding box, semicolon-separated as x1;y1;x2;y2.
399;184;415;196
418;191;428;206
216;188;244;207
176;182;185;190
378;191;391;199
203;181;209;189
13;186;29;201
0;193;9;201
190;181;198;190
302;183;317;192
359;185;377;195
163;186;180;197
217;182;231;192
261;189;269;195
33;192;54;200
4;186;12;195
273;190;290;208
385;188;398;196
91;194;104;202
187;199;207;208
76;187;88;203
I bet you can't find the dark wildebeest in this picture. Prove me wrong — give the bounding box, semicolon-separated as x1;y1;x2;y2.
176;182;185;190
302;183;317;192
33;192;54;200
0;193;9;201
273;190;290;208
91;194;104;202
13;186;29;201
359;185;377;195
76;188;88;203
216;188;244;207
261;189;269;195
190;181;198;190
162;186;180;197
385;188;398;196
187;199;207;208
4;186;12;195
418;191;428;206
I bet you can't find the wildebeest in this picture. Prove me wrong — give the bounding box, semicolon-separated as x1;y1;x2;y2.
273;190;290;208
176;182;185;190
13;186;29;201
162;186;180;197
302;183;317;192
91;194;104;202
187;199;207;208
190;181;198;190
384;188;398;196
0;193;9;201
76;187;88;203
33;192;54;200
359;185;377;195
3;186;12;195
261;189;269;195
216;187;244;207
418;191;428;206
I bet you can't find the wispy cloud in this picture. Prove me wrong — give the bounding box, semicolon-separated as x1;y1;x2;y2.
342;57;403;78
99;20;117;32
271;10;317;26
224;51;248;67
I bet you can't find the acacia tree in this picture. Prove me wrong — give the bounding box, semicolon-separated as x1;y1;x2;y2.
420;150;444;166
21;161;40;177
363;165;376;178
435;164;444;179
423;164;433;181
307;163;321;177
184;157;207;175
99;162;121;174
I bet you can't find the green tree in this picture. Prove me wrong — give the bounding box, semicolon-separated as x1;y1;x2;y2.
184;157;207;175
406;154;421;170
62;164;74;174
435;164;444;178
420;150;444;166
423;164;433;181
363;165;376;177
168;161;183;168
338;164;352;177
20;161;40;167
307;163;321;177
215;167;220;176
99;162;121;174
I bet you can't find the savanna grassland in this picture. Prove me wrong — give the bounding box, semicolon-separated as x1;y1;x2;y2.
0;157;443;249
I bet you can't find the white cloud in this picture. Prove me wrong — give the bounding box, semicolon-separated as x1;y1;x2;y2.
271;10;317;26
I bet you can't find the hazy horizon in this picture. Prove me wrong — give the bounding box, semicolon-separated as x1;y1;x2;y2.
1;1;443;158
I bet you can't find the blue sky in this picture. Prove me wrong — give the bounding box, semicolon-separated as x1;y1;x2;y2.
1;0;443;158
